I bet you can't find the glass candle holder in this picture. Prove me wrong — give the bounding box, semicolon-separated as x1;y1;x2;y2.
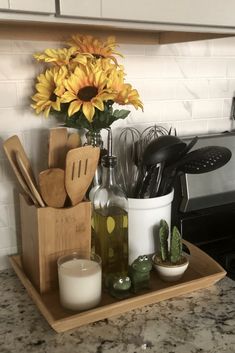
57;252;102;311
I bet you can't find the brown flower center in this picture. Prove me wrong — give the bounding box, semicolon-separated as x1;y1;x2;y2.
50;92;57;102
78;86;98;102
92;53;104;59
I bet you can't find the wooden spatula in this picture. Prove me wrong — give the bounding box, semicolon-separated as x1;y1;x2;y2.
38;168;67;208
66;132;82;152
15;152;45;207
65;146;100;206
48;127;68;169
3;135;39;206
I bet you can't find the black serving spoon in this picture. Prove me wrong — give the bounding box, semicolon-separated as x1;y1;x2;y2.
157;145;232;196
135;135;186;198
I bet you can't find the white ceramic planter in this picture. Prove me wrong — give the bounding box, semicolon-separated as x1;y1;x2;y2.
128;189;174;265
152;255;189;282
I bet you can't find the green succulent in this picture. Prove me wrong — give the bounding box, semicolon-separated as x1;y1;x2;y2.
158;220;183;264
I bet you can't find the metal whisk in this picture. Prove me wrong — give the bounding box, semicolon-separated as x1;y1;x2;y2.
139;125;171;160
117;127;141;198
134;125;175;198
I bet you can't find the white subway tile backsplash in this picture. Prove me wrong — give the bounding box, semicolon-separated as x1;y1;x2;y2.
0;205;9;228
0;182;17;204
192;99;223;119
175;79;209;100
162;100;192;121
0;108;44;131
0;160;5;181
174;40;212;57
0;82;17;108
145;43;178;57
174;119;209;136
209;79;235;99
12;40;61;54
0;36;235;269
123;56;165;79
0;246;17;270
196;58;226;78
0;40;13;53
123;101;164;124
119;43;146;56
0;54;37;80
16;80;34;107
0;226;18;248
212;37;235;56
223;98;233;118
207;118;233;134
145;40;212;57
226;59;235;77
138;79;176;101
164;58;197;79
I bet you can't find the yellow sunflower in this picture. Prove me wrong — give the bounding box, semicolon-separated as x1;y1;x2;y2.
34;47;88;67
61;64;116;122
67;35;123;64
107;70;143;110
31;66;67;117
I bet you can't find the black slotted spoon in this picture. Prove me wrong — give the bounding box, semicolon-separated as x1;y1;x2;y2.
158;145;232;196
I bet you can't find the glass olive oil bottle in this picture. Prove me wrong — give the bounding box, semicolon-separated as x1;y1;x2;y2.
93;143;129;288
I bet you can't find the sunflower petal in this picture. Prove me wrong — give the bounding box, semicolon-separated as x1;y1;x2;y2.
61;91;77;103
68;100;82;116
92;98;104;111
82;102;95;121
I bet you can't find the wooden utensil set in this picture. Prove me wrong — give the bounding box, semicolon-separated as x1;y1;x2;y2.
3;128;100;208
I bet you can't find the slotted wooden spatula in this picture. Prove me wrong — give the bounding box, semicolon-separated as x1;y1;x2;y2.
38;168;67;208
65;146;100;206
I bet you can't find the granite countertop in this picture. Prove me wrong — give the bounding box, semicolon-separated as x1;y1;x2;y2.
0;269;235;353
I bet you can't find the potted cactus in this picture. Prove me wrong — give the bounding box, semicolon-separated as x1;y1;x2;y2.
152;219;189;282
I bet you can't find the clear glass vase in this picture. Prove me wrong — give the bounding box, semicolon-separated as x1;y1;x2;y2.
85;131;104;201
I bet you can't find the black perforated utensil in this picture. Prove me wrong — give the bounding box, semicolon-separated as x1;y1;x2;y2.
158;145;232;196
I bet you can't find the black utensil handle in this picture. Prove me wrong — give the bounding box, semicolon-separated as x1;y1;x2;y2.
138;165;155;198
148;164;160;198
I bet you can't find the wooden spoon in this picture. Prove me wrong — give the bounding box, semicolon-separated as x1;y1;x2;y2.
15;152;45;207
66;132;82;152
3;135;38;205
48;127;68;169
65;146;100;206
38;168;67;208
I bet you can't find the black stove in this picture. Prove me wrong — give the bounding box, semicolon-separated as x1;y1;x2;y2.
173;199;235;280
171;131;235;280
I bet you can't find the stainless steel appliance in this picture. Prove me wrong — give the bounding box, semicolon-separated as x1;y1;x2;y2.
172;131;235;279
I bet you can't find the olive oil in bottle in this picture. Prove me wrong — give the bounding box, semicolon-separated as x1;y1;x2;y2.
93;206;128;280
92;131;129;290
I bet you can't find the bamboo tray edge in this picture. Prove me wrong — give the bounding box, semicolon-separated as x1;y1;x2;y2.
9;241;226;333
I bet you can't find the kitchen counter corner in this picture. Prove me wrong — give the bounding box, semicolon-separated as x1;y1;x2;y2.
0;269;235;353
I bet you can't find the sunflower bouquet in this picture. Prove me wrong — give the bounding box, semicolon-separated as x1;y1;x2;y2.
31;34;143;132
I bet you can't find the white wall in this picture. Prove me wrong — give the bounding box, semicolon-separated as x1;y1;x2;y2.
0;36;235;269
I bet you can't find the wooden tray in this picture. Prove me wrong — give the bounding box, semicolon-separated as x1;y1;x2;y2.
9;240;226;333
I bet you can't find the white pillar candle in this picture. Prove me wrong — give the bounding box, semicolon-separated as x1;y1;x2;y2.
58;254;102;311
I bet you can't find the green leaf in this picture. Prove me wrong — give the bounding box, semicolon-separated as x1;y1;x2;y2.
113;109;130;119
52;103;130;132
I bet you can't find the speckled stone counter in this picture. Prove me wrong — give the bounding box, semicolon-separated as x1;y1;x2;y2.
0;269;235;353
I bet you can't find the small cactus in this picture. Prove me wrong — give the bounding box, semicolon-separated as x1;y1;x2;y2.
159;219;169;261
158;220;183;264
170;226;182;264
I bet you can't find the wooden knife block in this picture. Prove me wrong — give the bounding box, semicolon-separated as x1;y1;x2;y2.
19;194;91;294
